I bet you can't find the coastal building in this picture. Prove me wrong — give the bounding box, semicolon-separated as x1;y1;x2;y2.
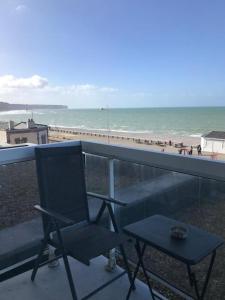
201;131;225;154
0;119;48;146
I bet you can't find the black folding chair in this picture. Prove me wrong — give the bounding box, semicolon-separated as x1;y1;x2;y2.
31;145;133;300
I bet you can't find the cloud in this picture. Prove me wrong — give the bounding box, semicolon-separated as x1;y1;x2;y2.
0;74;118;108
59;84;118;95
0;75;48;89
43;83;118;96
131;92;153;98
15;4;28;14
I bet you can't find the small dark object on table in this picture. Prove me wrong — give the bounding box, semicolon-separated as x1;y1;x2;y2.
170;224;189;240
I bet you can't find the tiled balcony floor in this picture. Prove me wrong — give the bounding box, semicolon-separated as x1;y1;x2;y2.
1;256;158;300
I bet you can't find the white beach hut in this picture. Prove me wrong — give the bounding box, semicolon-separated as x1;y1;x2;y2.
201;131;225;154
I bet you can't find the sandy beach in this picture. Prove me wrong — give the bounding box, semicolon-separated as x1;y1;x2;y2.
48;126;225;160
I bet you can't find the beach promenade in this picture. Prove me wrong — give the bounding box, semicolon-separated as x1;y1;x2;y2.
48;126;224;160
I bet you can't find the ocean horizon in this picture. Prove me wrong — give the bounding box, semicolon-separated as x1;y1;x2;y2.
0;106;225;139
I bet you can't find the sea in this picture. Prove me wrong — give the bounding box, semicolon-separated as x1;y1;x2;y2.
0;107;225;140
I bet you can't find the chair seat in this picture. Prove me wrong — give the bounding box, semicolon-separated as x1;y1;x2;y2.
52;224;125;265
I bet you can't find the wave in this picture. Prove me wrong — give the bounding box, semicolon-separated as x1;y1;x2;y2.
49;124;154;134
49;124;88;130
0;109;48;116
190;134;203;138
0;110;30;115
110;129;153;134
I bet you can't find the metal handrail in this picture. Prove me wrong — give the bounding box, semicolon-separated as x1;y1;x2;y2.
1;140;225;182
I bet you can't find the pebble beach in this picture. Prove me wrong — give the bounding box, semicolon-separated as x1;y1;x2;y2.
48;126;225;160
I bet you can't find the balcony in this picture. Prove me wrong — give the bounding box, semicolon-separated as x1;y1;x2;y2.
1;140;225;299
1;256;156;300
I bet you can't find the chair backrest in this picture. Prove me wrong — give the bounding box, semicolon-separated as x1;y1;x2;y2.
35;145;90;232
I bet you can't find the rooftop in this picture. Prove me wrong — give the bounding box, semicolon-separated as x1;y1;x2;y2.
203;131;225;140
0;119;47;131
13;121;47;130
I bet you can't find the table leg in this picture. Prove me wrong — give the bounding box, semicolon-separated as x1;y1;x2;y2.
200;251;216;300
136;241;155;300
187;264;200;299
187;251;216;300
126;240;146;300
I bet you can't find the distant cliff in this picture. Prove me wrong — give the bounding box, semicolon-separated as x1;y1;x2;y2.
0;102;67;111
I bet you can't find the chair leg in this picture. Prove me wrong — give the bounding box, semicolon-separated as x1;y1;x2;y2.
106;203;135;290
119;244;136;290
54;221;78;300
62;253;78;300
31;239;48;281
31;222;52;281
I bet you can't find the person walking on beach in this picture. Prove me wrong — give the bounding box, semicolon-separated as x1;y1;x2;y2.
197;145;202;155
189;146;193;155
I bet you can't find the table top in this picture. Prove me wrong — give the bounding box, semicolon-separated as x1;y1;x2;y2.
123;215;224;265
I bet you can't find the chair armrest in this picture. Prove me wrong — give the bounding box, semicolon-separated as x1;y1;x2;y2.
86;192;127;207
34;205;75;225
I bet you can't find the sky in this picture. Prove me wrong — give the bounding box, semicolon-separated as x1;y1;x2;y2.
0;0;225;108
